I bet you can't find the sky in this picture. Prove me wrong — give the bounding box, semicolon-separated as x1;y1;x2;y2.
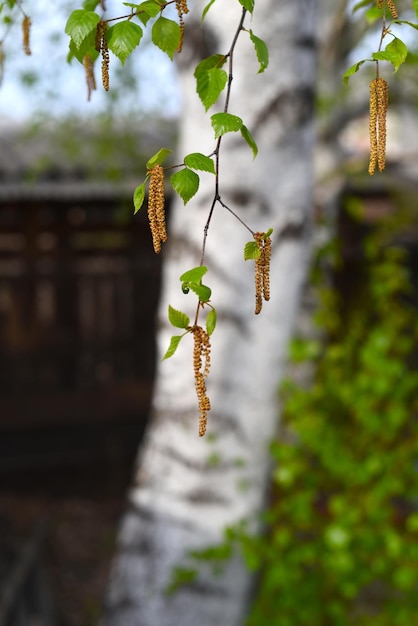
0;0;181;123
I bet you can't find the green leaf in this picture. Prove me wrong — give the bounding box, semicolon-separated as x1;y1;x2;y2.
107;20;143;64
170;168;200;204
249;30;269;73
206;308;217;336
395;20;418;31
162;335;184;360
352;0;374;12
211;112;243;138
65;10;100;49
184;153;215;174
188;283;212;303
202;0;217;21
168;305;190;329
240;125;258;158
365;6;383;23
133;181;147;214
414;0;418;19
194;57;228;110
146;147;172;169
342;59;368;84
263;228;274;239
244;241;261;261
83;0;100;10
373;37;408;72
152;16;180;60
68;30;99;63
180;266;208;283
124;1;161;25
238;0;254;13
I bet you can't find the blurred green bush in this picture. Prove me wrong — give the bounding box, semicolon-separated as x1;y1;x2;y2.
244;223;418;625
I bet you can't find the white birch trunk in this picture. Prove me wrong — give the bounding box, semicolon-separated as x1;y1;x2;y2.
105;1;318;624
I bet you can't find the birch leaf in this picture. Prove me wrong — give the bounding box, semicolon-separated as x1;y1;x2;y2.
184;153;215;174
241;125;258;158
133;181;147;214
162;335;183;360
65;10;100;49
211;112;243;138
168;305;190;329
152;16;180;60
206;308;217;336
170;168;199;204
107;21;143;64
180;267;208;282
249;30;269;73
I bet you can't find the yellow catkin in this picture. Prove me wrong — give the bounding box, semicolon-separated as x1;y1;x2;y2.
387;0;398;19
368;79;378;175
368;77;389;175
99;22;110;91
147;164;166;253
83;54;96;102
176;0;189;52
377;77;389;172
192;326;211;437
22;16;31;56
377;0;383;8
263;236;272;301
254;232;271;314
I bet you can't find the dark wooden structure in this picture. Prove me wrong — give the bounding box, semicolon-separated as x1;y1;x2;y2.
0;181;163;496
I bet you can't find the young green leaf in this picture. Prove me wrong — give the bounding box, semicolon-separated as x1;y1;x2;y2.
342;59;368;85
244;241;261;261
211;112;243;138
170;168;200;204
184;153;215;174
352;0;374;12
168;305;190;329
240;125;258;158
107;20;143;64
206;308;217;336
83;0;100;10
127;1;161;25
263;228;274;239
152;16;180;60
249;30;269;73
180;266;208;283
188;283;212;303
68;30;99;63
133;181;147;214
194;55;227;108
395;20;418;31
373;37;408;72
365;6;383;23
238;0;254;13
202;0;217;21
65;10;100;49
162;335;184;360
414;0;418;19
146;147;172;169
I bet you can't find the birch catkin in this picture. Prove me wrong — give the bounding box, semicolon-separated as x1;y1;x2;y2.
147;164;167;253
254;232;272;314
192;325;211;437
22;16;31;56
368;78;388;175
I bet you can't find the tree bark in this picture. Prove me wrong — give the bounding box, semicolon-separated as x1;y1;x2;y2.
104;2;318;625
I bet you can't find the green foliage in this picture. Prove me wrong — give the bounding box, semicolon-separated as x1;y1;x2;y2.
65;10;100;49
184;153;215;174
249;29;269;73
343;3;418;83
107;20;143;65
242;226;418;624
194;54;228;111
211;112;243;138
151;16;180;60
170;168;200;204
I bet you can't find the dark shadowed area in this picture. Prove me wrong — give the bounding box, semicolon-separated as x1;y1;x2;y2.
0;118;174;625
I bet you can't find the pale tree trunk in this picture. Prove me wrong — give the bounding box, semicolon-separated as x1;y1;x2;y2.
105;1;318;625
